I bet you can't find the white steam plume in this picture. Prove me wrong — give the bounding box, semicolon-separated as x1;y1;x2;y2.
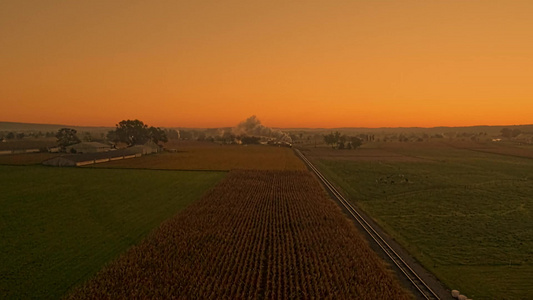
233;115;292;142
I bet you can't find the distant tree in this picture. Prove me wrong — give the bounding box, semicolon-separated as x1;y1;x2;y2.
6;132;15;139
114;119;150;146
501;128;522;138
324;132;355;149
333;131;341;143
501;128;511;138
350;136;363;149
56;128;80;150
16;133;25;139
500;128;521;138
109;120;168;146
148;127;168;144
323;132;337;148
339;134;347;145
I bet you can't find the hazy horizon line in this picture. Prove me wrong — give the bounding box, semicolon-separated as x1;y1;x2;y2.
1;120;532;131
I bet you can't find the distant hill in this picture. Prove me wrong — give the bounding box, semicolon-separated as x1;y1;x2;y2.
282;124;533;135
2;121;532;135
0;122;113;133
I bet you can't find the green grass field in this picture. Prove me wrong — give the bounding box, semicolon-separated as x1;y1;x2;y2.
304;143;533;299
0;165;225;299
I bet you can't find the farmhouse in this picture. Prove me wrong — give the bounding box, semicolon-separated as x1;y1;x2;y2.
69;142;112;153
43;147;143;167
47;146;60;153
130;141;161;155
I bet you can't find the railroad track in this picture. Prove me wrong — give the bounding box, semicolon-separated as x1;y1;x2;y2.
294;149;440;300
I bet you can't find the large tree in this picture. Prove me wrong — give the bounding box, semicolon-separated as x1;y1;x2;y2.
323;132;337;148
112;119;150;146
501;128;521;138
56;128;81;150
108;119;168;146
148;126;168;144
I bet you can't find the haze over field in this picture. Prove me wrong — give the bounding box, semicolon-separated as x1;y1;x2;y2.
1;1;532;128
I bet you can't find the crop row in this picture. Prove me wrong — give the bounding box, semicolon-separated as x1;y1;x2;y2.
66;170;411;299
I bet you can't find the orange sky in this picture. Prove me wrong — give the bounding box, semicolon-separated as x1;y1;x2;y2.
1;1;532;128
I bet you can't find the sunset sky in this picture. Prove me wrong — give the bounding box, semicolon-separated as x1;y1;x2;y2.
1;1;532;128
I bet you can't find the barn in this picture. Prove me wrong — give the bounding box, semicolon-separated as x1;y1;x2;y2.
69;142;112;153
130;141;161;155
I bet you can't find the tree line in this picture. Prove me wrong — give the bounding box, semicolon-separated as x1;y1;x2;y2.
500;128;521;138
323;131;363;149
52;119;169;151
0;131;57;140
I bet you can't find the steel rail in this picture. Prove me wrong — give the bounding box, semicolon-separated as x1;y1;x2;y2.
294;149;440;300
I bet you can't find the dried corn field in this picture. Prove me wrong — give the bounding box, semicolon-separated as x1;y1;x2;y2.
66;170;412;299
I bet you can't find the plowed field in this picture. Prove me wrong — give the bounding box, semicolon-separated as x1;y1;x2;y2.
91;142;306;171
66;170;411;299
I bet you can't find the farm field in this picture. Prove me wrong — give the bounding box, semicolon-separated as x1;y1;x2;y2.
90;141;306;171
0;153;59;165
444;140;533;159
302;142;533;299
0;165;225;299
66;170;412;299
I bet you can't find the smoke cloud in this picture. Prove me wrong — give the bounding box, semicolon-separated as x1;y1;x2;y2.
233;116;292;142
